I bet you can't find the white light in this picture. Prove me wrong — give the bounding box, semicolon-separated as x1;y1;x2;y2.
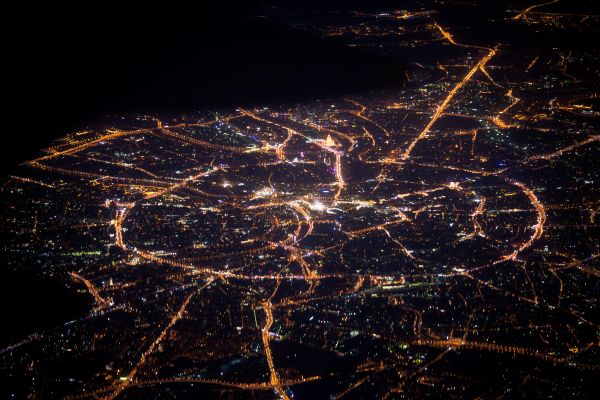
310;200;325;211
254;187;274;197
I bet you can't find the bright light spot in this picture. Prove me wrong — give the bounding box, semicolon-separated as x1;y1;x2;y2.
310;200;326;211
255;187;275;197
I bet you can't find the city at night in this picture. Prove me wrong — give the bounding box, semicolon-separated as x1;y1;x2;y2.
1;1;598;399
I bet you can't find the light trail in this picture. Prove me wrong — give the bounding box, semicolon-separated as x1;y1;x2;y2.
159;128;247;153
333;150;345;200
380;227;415;259
462;196;487;240
113;207;129;249
396;161;504;176
103;281;212;400
434;22;459;46
8;175;56;189
512;0;560;22
32;115;241;163
412;338;596;368
260;300;290;400
32;128;148;162
275;128;294;161
525;55;539;73
345;98;391;137
492;89;520;129
239;108;346;199
288;202;314;240
28;160;175;186
143;168;220;200
500;180;546;261
301;119;357;151
79;155;161;179
381;348;452;399
480;64;503;87
68;272;110;310
345;217;410;237
529;135;600;160
70;376;319;400
397;47;497;160
433;22;488;51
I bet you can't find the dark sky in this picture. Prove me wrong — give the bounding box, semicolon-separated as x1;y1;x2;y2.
3;1;407;175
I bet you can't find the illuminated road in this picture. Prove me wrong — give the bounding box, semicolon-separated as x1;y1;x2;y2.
397;47;497;160
260;300;290;400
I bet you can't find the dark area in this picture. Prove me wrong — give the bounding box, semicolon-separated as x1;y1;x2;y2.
3;1;407;175
0;270;92;347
